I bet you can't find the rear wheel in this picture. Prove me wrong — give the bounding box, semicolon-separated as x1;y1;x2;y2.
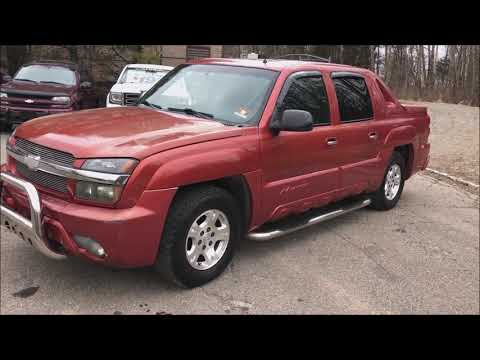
369;151;406;210
154;185;240;288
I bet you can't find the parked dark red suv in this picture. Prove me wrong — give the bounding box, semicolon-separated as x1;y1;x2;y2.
0;61;100;131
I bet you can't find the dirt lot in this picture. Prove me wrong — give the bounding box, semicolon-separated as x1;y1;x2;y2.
401;100;479;184
0;101;479;314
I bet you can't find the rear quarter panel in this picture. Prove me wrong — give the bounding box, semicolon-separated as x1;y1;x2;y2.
372;108;430;186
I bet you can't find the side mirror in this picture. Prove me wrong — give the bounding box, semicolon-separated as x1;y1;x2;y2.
271;109;314;133
80;81;92;89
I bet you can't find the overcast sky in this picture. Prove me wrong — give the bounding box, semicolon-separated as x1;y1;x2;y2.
379;45;447;58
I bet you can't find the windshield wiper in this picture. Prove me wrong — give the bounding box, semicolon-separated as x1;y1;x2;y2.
141;100;162;110
39;81;66;86
14;78;37;83
167;107;214;120
167;107;245;126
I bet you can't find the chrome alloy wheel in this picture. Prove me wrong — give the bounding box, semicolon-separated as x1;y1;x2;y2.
185;209;230;270
384;163;402;200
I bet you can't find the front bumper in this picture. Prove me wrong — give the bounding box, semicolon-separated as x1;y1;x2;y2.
1;170;177;267
0;172;67;259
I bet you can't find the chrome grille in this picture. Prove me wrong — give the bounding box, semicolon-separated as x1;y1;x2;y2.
16;162;69;193
15;138;74;167
124;93;140;106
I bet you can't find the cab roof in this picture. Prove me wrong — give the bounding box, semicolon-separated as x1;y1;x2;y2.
189;58;371;74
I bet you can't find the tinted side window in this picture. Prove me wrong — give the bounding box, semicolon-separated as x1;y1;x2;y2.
281;76;330;125
333;76;373;122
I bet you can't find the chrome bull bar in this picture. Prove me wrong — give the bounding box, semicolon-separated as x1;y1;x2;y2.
0;172;66;260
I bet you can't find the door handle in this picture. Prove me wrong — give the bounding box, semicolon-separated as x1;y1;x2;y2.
326;138;337;146
368;132;378;140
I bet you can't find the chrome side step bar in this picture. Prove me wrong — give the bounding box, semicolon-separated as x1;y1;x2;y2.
247;198;371;241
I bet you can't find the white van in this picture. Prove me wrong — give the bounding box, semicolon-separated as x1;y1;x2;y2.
106;64;173;107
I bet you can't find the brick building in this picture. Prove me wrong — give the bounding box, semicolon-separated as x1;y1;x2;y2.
145;45;224;67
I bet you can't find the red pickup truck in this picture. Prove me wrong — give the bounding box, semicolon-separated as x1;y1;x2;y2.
0;58;430;287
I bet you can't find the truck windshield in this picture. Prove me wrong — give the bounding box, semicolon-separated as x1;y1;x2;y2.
119;68;169;85
14;65;76;86
139;64;279;125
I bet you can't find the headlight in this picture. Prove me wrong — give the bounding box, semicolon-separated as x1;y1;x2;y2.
0;92;7;99
81;158;138;174
76;158;138;204
75;181;123;204
52;96;70;104
109;92;123;105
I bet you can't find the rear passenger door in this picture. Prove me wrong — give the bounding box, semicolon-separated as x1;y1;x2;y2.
330;72;380;196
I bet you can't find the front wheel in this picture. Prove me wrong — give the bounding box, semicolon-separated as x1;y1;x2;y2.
154;185;240;288
369;151;406;210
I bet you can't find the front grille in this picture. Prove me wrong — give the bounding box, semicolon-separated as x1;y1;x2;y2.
6;92;52;100
6;93;53;109
15;138;74;167
16;161;69;193
124;93;140;106
8;101;52;109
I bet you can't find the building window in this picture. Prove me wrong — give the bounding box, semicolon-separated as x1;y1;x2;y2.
186;45;211;60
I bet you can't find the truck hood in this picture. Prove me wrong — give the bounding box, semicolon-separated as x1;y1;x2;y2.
1;79;76;96
109;82;154;95
13;107;244;160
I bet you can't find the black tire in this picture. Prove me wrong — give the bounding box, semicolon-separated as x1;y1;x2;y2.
154;185;240;288
369;151;406;211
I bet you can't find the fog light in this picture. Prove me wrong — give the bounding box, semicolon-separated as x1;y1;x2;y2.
73;235;106;258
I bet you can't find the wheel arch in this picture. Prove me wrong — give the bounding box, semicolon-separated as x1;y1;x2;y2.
174;175;253;235
382;125;417;180
393;144;414;179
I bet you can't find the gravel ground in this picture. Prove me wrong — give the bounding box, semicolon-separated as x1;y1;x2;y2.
401;100;479;184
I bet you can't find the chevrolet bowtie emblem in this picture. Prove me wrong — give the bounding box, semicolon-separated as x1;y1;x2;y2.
25;99;34;104
24;154;41;171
